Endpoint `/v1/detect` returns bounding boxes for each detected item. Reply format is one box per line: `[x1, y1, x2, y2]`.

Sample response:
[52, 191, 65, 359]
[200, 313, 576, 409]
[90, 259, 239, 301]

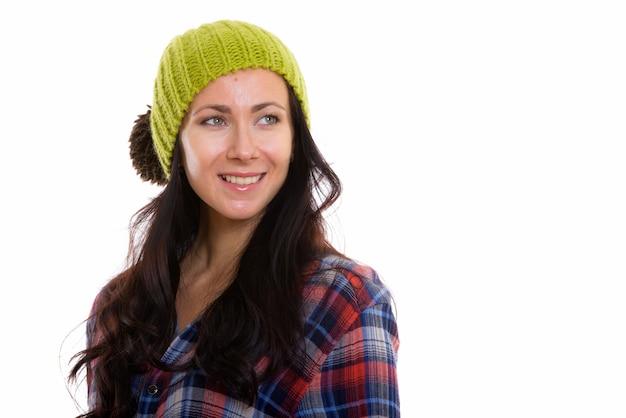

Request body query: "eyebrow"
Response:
[191, 102, 286, 116]
[252, 102, 286, 113]
[191, 104, 229, 116]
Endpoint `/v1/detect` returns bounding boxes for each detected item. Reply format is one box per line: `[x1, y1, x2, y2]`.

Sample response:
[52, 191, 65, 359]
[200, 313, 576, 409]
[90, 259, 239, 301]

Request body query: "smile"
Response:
[220, 174, 263, 186]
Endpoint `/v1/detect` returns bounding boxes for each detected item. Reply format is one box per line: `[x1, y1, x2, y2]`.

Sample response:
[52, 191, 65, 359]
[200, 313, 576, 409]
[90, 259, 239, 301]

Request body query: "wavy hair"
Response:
[68, 86, 343, 417]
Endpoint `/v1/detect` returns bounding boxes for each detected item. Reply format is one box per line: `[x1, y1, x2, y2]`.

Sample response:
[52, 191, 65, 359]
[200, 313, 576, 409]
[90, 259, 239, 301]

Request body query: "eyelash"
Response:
[260, 114, 279, 125]
[202, 116, 225, 126]
[201, 114, 280, 126]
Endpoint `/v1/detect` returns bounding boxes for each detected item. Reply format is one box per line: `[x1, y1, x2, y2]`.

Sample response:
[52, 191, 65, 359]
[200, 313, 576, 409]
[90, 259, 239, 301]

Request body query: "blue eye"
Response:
[259, 114, 278, 125]
[203, 116, 225, 126]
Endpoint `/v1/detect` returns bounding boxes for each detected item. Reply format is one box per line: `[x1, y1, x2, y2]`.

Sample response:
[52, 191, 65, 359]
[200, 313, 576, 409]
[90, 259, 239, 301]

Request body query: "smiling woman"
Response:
[66, 20, 400, 418]
[179, 69, 293, 226]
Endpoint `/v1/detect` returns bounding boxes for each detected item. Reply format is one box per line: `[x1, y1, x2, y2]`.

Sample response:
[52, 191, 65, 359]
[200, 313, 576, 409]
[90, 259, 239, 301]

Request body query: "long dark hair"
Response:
[68, 86, 343, 418]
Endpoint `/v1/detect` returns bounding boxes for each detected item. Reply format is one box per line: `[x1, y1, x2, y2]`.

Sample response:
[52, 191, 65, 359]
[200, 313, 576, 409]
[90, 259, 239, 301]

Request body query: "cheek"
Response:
[180, 147, 197, 175]
[180, 135, 212, 174]
[275, 150, 293, 171]
[275, 138, 294, 163]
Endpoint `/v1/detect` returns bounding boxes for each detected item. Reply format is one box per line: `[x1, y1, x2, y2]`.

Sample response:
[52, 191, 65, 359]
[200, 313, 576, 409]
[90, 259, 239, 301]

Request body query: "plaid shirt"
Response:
[88, 255, 400, 417]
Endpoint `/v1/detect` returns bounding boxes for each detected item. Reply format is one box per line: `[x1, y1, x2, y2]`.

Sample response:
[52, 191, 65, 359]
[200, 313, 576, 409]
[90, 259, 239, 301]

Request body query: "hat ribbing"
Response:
[148, 20, 309, 180]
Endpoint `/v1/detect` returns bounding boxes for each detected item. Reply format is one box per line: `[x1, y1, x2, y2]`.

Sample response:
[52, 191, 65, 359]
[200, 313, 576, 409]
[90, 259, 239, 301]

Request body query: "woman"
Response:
[69, 20, 400, 417]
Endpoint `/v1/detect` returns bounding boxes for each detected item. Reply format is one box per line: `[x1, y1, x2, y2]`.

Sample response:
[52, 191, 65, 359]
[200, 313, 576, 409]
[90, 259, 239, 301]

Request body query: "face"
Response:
[179, 68, 293, 226]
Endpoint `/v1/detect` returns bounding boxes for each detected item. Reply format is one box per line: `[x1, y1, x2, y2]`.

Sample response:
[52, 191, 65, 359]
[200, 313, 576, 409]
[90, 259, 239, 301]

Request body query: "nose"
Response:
[227, 126, 258, 161]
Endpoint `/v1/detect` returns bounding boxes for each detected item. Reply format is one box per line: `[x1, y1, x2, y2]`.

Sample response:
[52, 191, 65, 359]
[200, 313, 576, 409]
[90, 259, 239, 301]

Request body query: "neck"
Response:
[175, 209, 260, 329]
[195, 209, 259, 267]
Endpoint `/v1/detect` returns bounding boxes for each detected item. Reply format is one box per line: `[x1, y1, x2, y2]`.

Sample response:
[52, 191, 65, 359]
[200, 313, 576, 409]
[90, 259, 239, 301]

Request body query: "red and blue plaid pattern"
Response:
[88, 255, 400, 417]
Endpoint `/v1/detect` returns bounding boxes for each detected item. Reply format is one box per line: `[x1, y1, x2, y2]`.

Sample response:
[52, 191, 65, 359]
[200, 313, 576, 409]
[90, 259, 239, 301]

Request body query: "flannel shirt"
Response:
[87, 255, 400, 417]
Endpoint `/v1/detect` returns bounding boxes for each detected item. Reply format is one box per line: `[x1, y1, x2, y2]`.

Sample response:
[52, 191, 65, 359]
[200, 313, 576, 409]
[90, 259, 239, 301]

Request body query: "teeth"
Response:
[221, 174, 262, 185]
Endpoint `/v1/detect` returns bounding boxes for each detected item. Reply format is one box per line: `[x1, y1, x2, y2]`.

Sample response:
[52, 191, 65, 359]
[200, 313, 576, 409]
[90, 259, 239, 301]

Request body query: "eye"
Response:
[202, 116, 226, 126]
[258, 114, 278, 125]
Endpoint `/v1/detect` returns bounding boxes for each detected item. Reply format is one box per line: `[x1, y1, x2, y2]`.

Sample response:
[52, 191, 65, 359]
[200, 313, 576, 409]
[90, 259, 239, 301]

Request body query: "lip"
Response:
[219, 173, 265, 190]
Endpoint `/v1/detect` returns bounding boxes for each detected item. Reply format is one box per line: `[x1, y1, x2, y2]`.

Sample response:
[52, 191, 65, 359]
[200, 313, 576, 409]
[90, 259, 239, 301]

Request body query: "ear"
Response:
[128, 107, 168, 185]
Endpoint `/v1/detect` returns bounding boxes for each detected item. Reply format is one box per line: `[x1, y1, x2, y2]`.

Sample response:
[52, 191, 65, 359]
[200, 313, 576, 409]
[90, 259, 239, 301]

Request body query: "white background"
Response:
[1, 1, 625, 416]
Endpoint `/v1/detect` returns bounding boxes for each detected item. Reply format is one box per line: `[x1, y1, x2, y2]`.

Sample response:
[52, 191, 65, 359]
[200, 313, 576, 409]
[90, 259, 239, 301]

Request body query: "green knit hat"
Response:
[129, 20, 309, 184]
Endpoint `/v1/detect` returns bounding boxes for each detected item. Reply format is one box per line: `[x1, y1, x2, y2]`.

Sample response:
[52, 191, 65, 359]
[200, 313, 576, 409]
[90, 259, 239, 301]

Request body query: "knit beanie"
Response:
[129, 20, 309, 185]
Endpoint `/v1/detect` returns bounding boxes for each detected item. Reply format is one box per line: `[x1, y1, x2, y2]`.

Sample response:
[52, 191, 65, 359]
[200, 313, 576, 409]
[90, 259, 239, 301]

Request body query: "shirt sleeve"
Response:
[297, 301, 401, 417]
[328, 301, 399, 417]
[84, 292, 105, 408]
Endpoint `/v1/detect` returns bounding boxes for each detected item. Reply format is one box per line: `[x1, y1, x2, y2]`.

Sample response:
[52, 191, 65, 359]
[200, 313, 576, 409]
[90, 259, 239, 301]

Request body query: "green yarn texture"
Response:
[150, 20, 309, 178]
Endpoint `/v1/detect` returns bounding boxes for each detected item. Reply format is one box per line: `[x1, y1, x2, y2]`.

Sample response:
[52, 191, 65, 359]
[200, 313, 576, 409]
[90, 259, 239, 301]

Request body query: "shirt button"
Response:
[147, 384, 159, 395]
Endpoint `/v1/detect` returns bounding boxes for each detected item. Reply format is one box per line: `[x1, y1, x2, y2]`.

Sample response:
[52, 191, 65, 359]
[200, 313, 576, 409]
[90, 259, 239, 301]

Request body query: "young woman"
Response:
[69, 20, 400, 417]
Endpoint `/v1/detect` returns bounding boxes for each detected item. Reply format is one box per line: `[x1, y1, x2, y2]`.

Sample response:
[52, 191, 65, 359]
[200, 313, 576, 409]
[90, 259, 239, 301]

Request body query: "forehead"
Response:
[191, 68, 289, 104]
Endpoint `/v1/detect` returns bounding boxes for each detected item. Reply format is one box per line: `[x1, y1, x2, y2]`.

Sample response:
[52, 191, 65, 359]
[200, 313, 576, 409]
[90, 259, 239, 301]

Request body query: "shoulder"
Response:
[295, 254, 400, 383]
[301, 254, 394, 317]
